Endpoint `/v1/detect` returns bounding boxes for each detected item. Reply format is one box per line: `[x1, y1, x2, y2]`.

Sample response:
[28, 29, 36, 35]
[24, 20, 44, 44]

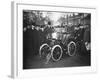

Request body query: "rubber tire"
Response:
[67, 41, 76, 56]
[51, 45, 63, 61]
[39, 43, 50, 57]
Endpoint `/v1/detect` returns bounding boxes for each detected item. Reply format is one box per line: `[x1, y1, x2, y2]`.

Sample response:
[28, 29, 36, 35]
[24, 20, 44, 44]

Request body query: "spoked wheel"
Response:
[39, 43, 50, 58]
[68, 41, 76, 56]
[51, 45, 62, 61]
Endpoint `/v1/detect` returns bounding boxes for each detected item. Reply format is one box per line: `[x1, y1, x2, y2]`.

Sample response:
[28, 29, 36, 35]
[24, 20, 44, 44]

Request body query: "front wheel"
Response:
[51, 45, 62, 61]
[68, 41, 76, 56]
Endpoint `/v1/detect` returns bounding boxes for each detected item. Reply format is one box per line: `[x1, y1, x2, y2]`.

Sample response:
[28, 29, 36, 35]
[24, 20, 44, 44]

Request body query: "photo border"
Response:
[11, 1, 97, 78]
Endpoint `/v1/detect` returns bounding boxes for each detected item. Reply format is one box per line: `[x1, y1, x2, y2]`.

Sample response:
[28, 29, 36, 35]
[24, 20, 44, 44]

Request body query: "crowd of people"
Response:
[23, 23, 91, 57]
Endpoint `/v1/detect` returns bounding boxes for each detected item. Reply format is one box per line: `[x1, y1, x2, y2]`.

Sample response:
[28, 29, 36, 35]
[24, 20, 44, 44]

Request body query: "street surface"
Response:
[23, 51, 90, 69]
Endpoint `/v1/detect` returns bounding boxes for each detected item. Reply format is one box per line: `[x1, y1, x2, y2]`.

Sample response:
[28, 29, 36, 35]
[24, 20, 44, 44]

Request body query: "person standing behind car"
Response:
[83, 25, 91, 54]
[32, 25, 39, 55]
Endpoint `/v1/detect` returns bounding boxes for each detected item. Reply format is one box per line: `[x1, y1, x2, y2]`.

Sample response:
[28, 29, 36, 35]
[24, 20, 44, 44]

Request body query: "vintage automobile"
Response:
[39, 26, 76, 62]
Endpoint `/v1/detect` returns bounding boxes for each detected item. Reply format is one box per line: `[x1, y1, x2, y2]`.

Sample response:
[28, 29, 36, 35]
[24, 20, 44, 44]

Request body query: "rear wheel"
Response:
[68, 41, 76, 56]
[39, 43, 50, 58]
[51, 45, 62, 61]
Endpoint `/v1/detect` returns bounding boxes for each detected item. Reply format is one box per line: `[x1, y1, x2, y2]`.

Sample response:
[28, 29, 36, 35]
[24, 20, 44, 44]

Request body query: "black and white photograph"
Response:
[23, 10, 91, 69]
